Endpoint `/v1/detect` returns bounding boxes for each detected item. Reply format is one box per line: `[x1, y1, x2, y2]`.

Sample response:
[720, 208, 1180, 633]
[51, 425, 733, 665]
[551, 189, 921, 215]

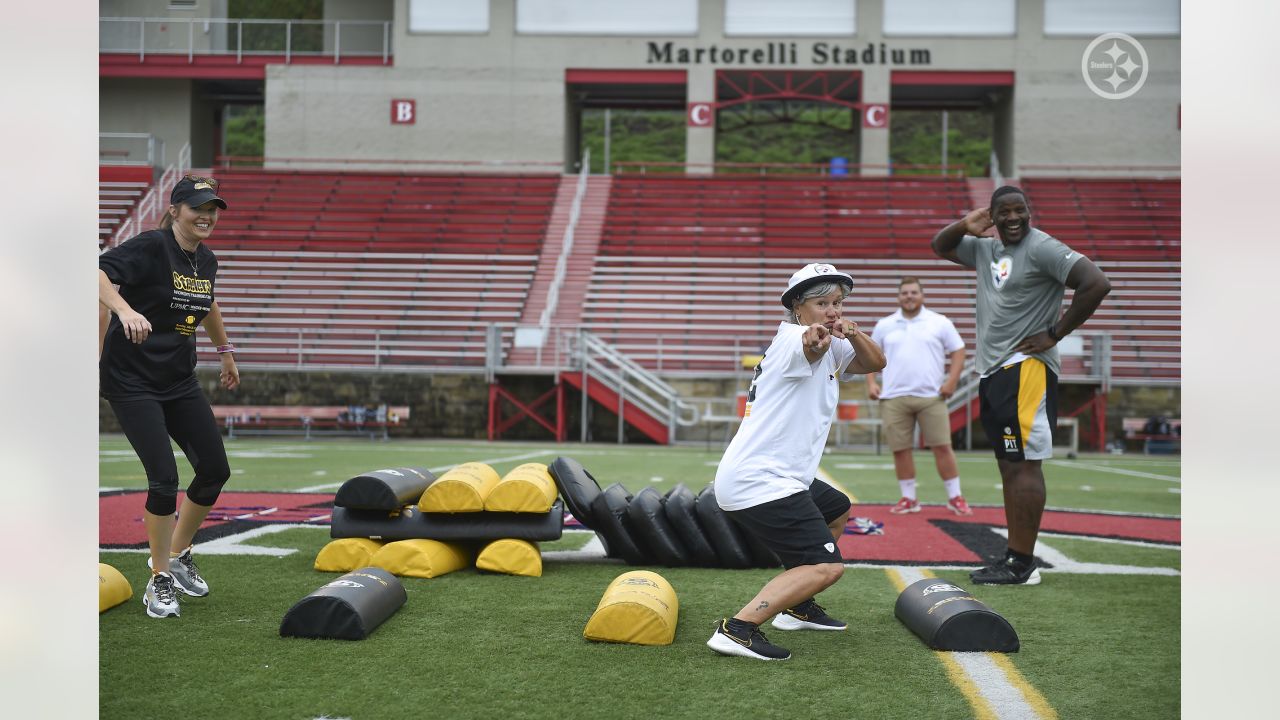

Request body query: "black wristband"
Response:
[1047, 324, 1063, 341]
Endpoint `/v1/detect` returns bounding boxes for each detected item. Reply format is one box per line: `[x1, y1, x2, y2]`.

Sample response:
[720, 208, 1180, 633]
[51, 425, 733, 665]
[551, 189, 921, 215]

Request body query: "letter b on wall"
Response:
[391, 99, 416, 125]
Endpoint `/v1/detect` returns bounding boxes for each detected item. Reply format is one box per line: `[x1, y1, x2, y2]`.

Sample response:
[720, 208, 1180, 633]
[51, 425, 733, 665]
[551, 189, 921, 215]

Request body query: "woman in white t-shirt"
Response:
[707, 263, 885, 661]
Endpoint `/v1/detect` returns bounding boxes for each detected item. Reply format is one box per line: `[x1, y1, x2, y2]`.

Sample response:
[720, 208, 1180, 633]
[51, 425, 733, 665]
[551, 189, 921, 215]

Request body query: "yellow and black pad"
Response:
[583, 570, 679, 646]
[475, 538, 542, 577]
[369, 538, 472, 578]
[315, 538, 385, 572]
[99, 563, 132, 613]
[485, 463, 558, 513]
[418, 462, 500, 513]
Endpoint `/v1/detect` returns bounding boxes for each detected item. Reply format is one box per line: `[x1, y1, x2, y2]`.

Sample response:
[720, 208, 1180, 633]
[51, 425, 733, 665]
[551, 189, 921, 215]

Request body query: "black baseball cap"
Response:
[170, 175, 227, 209]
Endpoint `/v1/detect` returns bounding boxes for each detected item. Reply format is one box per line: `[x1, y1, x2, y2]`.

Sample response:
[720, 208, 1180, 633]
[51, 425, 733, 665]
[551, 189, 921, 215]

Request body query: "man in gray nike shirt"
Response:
[932, 186, 1111, 585]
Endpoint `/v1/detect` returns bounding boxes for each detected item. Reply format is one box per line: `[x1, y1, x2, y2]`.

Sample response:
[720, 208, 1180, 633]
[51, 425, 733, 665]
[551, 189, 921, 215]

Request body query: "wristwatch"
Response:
[1046, 324, 1063, 341]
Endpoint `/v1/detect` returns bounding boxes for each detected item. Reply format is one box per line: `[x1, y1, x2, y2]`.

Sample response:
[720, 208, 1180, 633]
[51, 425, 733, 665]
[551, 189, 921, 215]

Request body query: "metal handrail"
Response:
[110, 143, 191, 247]
[100, 132, 158, 166]
[99, 17, 392, 63]
[578, 330, 701, 430]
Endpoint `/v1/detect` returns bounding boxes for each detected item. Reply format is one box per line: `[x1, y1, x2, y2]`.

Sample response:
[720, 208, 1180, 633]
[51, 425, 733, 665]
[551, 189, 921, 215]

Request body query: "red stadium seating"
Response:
[201, 170, 559, 369]
[1020, 178, 1180, 261]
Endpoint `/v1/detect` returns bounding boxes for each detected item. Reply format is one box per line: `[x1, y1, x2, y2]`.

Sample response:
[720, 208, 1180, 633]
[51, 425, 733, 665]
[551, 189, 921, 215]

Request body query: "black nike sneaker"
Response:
[706, 618, 791, 660]
[771, 598, 847, 631]
[970, 556, 1042, 585]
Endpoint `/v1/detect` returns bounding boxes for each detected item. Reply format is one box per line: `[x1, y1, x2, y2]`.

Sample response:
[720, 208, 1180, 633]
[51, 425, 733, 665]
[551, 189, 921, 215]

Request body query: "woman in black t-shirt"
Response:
[98, 174, 240, 619]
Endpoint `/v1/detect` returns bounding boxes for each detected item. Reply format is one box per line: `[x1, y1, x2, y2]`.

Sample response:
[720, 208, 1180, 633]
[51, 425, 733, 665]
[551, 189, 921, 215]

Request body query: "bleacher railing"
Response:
[100, 17, 392, 64]
[1017, 163, 1180, 179]
[611, 161, 966, 176]
[100, 132, 162, 167]
[214, 155, 563, 173]
[110, 143, 190, 248]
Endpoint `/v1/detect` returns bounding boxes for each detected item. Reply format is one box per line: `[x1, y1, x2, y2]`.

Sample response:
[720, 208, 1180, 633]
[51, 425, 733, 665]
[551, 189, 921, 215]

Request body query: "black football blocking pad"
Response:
[894, 577, 1020, 652]
[279, 567, 407, 641]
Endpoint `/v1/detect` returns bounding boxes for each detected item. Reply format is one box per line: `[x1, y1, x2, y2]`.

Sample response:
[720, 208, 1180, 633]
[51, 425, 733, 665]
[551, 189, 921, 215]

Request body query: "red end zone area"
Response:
[102, 492, 1180, 566]
[836, 504, 1180, 565]
[100, 491, 337, 548]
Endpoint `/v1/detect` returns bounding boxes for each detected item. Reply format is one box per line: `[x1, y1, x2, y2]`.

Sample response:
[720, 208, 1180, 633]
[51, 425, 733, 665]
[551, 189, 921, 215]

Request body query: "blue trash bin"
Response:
[829, 157, 848, 176]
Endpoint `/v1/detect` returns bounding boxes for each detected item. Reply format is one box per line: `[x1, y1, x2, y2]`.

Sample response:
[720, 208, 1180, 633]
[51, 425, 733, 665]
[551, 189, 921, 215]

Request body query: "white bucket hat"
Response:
[780, 262, 855, 308]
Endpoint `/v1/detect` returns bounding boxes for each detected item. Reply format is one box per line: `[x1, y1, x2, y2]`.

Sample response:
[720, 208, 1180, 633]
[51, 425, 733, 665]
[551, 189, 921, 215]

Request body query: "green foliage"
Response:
[581, 109, 686, 174]
[223, 105, 264, 160]
[889, 110, 994, 176]
[228, 0, 322, 20]
[715, 102, 856, 171]
[227, 0, 324, 53]
[578, 103, 992, 176]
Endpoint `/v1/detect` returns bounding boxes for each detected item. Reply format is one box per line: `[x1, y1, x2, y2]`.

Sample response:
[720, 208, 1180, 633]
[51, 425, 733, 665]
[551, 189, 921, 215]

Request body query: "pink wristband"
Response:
[216, 343, 236, 354]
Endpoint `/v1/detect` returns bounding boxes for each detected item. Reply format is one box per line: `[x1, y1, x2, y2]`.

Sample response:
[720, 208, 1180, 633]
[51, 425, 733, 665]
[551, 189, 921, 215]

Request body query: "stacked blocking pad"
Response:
[547, 457, 779, 569]
[322, 464, 563, 578]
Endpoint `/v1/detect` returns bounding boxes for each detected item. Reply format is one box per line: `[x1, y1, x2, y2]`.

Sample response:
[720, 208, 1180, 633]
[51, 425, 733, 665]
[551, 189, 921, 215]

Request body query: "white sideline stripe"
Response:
[542, 533, 607, 562]
[1045, 459, 1180, 483]
[100, 524, 323, 557]
[1036, 531, 1180, 551]
[292, 450, 556, 492]
[985, 528, 1180, 576]
[886, 567, 1056, 720]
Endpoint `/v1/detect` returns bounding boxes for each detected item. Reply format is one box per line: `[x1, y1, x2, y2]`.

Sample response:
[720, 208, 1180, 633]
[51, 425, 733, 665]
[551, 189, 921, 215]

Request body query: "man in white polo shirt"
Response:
[867, 276, 971, 515]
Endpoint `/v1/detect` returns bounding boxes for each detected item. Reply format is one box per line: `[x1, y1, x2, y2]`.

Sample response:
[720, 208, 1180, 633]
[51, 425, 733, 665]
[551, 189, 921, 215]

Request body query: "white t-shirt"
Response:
[715, 322, 859, 511]
[870, 307, 965, 399]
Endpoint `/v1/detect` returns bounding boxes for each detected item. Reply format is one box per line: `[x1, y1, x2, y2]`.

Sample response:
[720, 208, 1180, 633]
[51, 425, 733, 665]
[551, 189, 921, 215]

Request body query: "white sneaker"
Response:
[149, 547, 209, 597]
[143, 572, 180, 618]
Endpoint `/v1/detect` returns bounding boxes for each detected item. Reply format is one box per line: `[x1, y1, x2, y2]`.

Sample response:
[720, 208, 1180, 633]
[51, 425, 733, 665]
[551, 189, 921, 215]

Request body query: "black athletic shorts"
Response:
[725, 479, 851, 569]
[978, 357, 1058, 462]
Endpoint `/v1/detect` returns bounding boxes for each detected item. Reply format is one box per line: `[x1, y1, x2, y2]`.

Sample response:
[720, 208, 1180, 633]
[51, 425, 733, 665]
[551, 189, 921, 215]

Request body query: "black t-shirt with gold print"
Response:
[99, 228, 218, 400]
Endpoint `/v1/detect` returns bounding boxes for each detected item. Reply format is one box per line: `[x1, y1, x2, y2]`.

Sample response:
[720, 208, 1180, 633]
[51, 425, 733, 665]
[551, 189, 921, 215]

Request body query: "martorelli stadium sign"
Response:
[646, 41, 932, 66]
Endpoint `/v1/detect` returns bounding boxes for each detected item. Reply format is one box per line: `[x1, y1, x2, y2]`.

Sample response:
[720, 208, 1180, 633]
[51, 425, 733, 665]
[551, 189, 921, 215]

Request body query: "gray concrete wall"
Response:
[258, 0, 1177, 174]
[100, 77, 194, 168]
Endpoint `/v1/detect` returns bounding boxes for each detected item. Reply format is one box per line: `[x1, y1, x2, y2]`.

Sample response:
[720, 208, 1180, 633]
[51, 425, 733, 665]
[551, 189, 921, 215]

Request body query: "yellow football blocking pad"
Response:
[314, 538, 385, 573]
[583, 571, 679, 646]
[418, 462, 501, 512]
[370, 539, 472, 579]
[475, 538, 543, 577]
[98, 562, 132, 613]
[484, 463, 558, 513]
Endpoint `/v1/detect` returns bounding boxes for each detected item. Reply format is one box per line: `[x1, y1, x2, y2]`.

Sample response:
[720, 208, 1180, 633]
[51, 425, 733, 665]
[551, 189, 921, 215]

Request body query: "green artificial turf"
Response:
[100, 438, 1181, 719]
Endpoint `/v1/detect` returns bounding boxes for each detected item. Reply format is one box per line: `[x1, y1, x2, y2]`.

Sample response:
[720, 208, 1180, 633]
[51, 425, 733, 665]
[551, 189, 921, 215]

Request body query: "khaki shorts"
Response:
[880, 395, 951, 451]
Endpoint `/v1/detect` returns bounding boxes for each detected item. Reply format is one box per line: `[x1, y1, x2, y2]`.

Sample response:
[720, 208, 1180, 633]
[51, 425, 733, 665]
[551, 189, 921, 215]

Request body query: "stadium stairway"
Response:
[506, 175, 611, 367]
[99, 166, 153, 248]
[966, 176, 995, 215]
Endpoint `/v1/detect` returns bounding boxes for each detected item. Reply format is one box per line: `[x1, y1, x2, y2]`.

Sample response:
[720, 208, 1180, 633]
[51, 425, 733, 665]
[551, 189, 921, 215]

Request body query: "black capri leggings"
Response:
[109, 384, 231, 516]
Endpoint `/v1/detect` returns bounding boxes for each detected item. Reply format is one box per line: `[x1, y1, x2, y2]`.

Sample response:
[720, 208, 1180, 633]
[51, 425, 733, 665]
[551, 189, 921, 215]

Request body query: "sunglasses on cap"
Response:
[183, 174, 220, 190]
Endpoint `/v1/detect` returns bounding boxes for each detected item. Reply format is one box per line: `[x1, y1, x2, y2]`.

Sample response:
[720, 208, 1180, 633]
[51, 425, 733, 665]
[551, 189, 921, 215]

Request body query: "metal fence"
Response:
[100, 17, 392, 63]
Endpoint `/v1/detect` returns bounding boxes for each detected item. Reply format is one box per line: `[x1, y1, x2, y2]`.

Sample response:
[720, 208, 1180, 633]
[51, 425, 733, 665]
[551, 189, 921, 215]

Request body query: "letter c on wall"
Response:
[863, 104, 888, 128]
[687, 103, 714, 127]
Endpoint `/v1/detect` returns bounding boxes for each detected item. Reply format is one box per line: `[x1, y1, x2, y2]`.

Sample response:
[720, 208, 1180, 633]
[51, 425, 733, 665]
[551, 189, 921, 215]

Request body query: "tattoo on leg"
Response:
[756, 601, 770, 611]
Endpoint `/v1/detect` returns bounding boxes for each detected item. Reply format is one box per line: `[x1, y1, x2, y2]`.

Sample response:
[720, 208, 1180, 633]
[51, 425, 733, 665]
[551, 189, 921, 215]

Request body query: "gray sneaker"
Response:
[148, 547, 209, 597]
[143, 572, 180, 618]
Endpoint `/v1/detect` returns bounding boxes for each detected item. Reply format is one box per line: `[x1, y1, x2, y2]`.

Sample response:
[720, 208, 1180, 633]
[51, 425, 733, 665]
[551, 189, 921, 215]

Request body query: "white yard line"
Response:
[293, 450, 557, 492]
[1045, 459, 1180, 483]
[887, 567, 1057, 720]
